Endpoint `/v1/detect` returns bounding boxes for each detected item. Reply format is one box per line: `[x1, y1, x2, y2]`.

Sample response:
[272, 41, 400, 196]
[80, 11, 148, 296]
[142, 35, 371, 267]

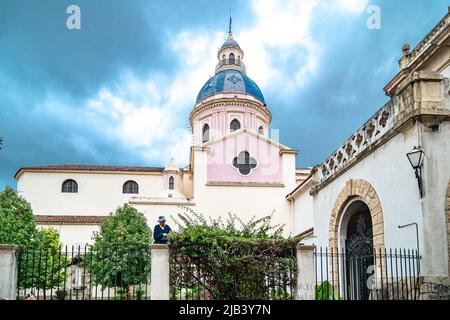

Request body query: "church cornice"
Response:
[189, 97, 272, 127]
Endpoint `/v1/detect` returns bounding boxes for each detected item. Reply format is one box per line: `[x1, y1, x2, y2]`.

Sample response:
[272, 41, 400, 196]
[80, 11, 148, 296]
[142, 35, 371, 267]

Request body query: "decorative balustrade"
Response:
[408, 16, 448, 64]
[215, 59, 246, 72]
[317, 99, 396, 184]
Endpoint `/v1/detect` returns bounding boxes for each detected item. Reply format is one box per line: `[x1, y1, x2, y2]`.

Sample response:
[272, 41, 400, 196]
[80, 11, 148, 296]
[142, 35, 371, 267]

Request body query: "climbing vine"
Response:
[169, 207, 302, 300]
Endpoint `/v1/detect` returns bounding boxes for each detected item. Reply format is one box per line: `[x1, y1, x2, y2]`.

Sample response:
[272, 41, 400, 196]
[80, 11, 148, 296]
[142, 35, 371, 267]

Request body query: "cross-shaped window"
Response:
[232, 151, 257, 175]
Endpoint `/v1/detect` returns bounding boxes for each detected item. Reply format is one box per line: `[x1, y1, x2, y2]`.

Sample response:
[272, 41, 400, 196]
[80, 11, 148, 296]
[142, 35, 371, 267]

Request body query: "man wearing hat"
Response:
[153, 215, 172, 244]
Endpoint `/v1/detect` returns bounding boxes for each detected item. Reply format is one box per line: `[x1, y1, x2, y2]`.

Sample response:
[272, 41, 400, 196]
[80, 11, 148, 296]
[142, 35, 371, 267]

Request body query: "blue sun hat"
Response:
[157, 215, 166, 222]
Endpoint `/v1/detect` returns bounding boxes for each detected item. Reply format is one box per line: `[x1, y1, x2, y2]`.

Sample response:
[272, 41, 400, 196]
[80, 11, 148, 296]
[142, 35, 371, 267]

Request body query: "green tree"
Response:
[89, 204, 152, 299]
[19, 228, 69, 294]
[0, 186, 67, 294]
[0, 186, 38, 247]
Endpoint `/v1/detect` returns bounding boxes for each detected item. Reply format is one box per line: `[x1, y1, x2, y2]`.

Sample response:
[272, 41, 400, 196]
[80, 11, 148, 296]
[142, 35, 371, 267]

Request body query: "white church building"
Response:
[15, 24, 302, 244]
[15, 11, 450, 287]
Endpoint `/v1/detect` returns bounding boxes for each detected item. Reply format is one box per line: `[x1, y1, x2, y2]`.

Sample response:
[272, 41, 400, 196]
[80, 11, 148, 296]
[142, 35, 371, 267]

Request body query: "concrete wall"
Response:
[192, 142, 296, 237]
[310, 120, 450, 276]
[312, 123, 423, 251]
[38, 224, 100, 247]
[0, 245, 19, 300]
[420, 120, 450, 276]
[292, 181, 314, 237]
[17, 171, 166, 215]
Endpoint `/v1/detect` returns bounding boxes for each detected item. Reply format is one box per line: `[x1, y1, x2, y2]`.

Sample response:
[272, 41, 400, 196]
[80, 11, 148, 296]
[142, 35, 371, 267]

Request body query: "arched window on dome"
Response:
[169, 176, 175, 190]
[229, 53, 235, 65]
[230, 119, 241, 132]
[123, 180, 139, 194]
[222, 54, 226, 62]
[62, 179, 78, 193]
[202, 123, 210, 143]
[258, 126, 264, 135]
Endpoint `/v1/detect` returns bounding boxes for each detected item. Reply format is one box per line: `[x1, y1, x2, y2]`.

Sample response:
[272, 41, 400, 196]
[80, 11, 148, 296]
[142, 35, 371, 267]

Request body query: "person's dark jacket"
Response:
[153, 224, 172, 244]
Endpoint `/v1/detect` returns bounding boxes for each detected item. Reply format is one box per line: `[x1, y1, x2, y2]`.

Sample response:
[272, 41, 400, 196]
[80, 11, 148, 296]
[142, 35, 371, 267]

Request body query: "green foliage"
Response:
[55, 289, 67, 300]
[18, 228, 69, 291]
[88, 204, 152, 292]
[169, 207, 300, 300]
[0, 187, 67, 291]
[0, 186, 38, 247]
[315, 281, 343, 300]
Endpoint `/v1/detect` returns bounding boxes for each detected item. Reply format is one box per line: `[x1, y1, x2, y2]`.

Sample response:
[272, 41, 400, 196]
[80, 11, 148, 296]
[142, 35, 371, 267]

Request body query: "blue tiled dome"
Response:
[221, 38, 241, 49]
[196, 70, 265, 104]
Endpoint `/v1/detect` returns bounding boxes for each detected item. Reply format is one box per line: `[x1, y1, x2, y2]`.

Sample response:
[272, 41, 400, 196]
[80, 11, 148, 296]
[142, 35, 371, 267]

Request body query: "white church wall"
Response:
[192, 148, 296, 237]
[38, 224, 99, 247]
[292, 181, 314, 238]
[17, 172, 165, 216]
[419, 120, 450, 276]
[312, 124, 424, 252]
[132, 203, 192, 232]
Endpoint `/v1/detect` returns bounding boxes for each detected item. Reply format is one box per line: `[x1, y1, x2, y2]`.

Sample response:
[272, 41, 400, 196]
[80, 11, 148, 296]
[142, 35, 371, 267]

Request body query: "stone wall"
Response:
[418, 276, 450, 300]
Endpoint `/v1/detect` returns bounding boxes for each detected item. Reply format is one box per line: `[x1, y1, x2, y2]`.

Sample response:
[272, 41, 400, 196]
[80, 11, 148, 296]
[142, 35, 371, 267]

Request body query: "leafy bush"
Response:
[55, 289, 67, 300]
[18, 228, 70, 290]
[88, 204, 152, 294]
[0, 187, 68, 291]
[315, 281, 343, 300]
[169, 207, 300, 300]
[0, 186, 38, 247]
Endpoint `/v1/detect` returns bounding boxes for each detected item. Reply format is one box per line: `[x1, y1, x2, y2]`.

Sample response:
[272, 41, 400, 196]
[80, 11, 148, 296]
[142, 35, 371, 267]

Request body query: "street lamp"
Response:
[406, 146, 425, 198]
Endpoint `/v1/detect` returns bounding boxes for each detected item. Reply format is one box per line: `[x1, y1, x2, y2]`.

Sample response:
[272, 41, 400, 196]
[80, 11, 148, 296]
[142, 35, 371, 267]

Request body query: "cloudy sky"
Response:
[0, 0, 448, 188]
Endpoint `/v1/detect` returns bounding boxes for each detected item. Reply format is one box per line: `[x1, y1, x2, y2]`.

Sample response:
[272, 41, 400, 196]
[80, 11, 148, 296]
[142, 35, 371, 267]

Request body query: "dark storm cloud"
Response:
[270, 0, 450, 167]
[0, 0, 448, 188]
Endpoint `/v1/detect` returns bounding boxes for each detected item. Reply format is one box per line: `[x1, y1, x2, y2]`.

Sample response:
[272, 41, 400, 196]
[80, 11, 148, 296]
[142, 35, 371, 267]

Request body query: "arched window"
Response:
[230, 119, 241, 132]
[169, 176, 175, 190]
[258, 126, 264, 135]
[222, 54, 226, 62]
[229, 53, 235, 64]
[123, 180, 139, 194]
[202, 123, 210, 143]
[62, 179, 78, 193]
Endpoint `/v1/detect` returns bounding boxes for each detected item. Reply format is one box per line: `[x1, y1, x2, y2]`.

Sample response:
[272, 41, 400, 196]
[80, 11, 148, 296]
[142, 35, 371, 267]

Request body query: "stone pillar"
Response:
[296, 245, 316, 300]
[0, 245, 20, 300]
[150, 244, 170, 300]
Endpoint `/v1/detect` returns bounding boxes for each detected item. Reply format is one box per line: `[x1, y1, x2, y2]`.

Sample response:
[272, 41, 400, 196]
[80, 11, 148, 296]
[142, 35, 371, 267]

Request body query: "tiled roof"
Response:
[295, 228, 314, 238]
[35, 215, 108, 225]
[15, 165, 165, 179]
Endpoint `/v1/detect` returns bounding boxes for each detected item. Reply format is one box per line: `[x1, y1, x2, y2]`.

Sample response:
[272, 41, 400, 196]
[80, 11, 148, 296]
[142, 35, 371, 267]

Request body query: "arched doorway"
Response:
[328, 179, 385, 300]
[339, 200, 374, 300]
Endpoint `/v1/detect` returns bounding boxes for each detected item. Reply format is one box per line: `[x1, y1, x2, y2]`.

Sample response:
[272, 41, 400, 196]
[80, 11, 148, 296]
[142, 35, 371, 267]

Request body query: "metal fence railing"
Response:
[16, 245, 151, 300]
[169, 246, 297, 300]
[314, 247, 421, 300]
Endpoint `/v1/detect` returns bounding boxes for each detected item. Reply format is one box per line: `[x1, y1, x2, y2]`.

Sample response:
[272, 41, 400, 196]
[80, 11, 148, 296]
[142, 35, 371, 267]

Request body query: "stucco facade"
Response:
[291, 10, 450, 282]
[12, 11, 450, 289]
[15, 26, 301, 245]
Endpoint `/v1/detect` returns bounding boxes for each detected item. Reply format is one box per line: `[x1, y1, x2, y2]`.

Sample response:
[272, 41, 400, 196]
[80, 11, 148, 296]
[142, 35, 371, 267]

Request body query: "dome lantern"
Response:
[216, 16, 245, 74]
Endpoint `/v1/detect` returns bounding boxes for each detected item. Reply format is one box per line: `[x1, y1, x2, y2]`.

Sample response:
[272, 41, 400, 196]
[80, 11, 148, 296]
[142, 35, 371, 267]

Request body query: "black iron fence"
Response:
[314, 247, 421, 300]
[169, 245, 297, 300]
[16, 245, 151, 300]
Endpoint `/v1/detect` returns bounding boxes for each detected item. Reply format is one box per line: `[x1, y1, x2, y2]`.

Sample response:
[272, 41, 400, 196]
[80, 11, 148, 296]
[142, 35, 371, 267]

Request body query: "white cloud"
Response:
[238, 0, 320, 91]
[45, 0, 371, 167]
[331, 0, 370, 14]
